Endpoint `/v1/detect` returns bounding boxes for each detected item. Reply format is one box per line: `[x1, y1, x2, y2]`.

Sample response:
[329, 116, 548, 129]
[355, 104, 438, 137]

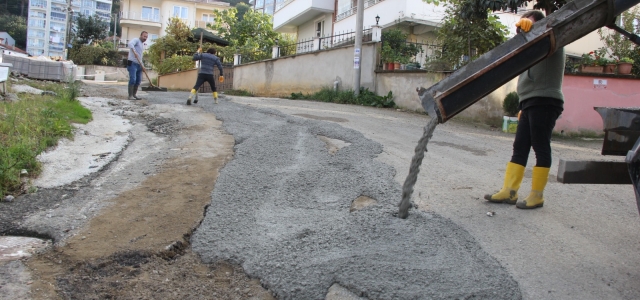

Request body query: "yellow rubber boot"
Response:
[516, 166, 550, 209]
[484, 162, 525, 204]
[213, 92, 218, 104]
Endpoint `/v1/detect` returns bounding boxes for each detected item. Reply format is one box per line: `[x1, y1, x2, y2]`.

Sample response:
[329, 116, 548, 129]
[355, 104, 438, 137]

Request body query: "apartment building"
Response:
[26, 0, 114, 57]
[272, 0, 604, 58]
[118, 0, 230, 50]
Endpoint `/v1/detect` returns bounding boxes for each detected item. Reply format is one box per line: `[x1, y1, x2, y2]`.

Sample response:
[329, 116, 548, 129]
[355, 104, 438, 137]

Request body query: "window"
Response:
[29, 11, 46, 18]
[316, 20, 324, 37]
[82, 0, 94, 9]
[28, 19, 46, 28]
[202, 13, 214, 23]
[95, 2, 110, 11]
[142, 6, 160, 22]
[28, 29, 46, 38]
[51, 12, 66, 22]
[337, 0, 352, 15]
[173, 6, 188, 19]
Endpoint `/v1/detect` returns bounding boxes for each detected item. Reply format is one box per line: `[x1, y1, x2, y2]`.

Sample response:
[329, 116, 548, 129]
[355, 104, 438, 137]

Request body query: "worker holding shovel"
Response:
[484, 10, 565, 209]
[188, 47, 224, 105]
[127, 31, 148, 100]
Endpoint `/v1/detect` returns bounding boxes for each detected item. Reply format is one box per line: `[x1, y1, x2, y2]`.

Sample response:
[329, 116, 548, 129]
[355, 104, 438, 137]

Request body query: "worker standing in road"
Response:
[127, 31, 148, 100]
[188, 47, 224, 105]
[485, 10, 565, 209]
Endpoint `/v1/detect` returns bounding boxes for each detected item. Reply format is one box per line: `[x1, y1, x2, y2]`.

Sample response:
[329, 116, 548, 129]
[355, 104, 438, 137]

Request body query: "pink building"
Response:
[557, 74, 640, 134]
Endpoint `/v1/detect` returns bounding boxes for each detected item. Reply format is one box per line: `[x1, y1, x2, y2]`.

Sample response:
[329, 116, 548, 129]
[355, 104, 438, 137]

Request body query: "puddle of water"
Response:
[0, 236, 52, 262]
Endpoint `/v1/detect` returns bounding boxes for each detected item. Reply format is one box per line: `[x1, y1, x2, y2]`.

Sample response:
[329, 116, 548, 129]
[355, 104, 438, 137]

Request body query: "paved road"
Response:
[9, 86, 638, 299]
[184, 95, 640, 300]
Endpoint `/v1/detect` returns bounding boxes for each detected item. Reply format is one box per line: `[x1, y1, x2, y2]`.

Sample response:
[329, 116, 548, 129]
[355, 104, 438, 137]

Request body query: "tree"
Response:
[109, 0, 122, 38]
[74, 14, 110, 44]
[597, 7, 640, 61]
[236, 2, 251, 21]
[208, 7, 280, 62]
[0, 0, 28, 17]
[435, 0, 509, 69]
[0, 14, 27, 49]
[147, 17, 221, 74]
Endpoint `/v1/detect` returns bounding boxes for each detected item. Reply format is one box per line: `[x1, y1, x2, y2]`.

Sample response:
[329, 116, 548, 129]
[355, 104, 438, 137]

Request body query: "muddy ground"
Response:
[1, 82, 275, 300]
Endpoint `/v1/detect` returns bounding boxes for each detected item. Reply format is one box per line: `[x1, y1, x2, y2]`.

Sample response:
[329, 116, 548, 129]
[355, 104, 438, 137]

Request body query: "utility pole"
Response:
[65, 0, 73, 60]
[353, 0, 364, 95]
[113, 13, 118, 50]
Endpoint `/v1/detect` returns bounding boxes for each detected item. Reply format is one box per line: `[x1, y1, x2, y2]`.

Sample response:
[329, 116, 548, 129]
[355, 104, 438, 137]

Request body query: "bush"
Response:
[68, 44, 120, 66]
[503, 92, 519, 117]
[156, 56, 196, 75]
[289, 88, 395, 108]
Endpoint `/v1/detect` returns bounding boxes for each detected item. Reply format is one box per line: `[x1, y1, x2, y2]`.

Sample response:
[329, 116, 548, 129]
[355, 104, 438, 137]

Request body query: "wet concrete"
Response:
[191, 102, 521, 299]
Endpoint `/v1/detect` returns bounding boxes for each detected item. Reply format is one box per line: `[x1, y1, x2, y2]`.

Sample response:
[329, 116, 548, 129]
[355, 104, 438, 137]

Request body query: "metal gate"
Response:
[198, 63, 233, 93]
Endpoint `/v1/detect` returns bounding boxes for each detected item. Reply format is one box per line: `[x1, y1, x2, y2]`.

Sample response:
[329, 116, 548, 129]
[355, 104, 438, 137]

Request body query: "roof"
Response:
[190, 28, 230, 46]
[0, 44, 28, 55]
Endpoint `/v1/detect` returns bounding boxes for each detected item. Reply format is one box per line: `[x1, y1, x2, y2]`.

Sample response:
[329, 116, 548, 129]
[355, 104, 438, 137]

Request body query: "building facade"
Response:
[118, 0, 230, 51]
[272, 0, 604, 59]
[26, 0, 114, 57]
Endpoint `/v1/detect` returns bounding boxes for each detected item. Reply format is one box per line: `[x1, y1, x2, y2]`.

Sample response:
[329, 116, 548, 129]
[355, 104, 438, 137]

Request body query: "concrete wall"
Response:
[375, 71, 446, 112]
[78, 65, 158, 83]
[158, 68, 198, 90]
[233, 42, 378, 97]
[375, 71, 517, 122]
[558, 74, 640, 134]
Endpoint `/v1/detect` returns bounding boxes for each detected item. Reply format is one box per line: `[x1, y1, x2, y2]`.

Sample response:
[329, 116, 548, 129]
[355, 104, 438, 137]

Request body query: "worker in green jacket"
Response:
[485, 10, 564, 209]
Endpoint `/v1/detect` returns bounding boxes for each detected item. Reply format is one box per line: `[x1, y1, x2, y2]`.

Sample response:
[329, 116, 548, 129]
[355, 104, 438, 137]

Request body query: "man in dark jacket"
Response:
[188, 48, 224, 105]
[485, 10, 564, 209]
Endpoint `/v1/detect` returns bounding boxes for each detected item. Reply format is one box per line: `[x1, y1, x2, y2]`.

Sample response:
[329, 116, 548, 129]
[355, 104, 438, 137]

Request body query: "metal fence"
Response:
[274, 29, 373, 59]
[197, 63, 234, 92]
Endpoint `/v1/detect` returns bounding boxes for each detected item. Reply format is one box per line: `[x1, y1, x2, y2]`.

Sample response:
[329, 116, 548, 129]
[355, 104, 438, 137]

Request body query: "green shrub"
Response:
[502, 92, 519, 117]
[224, 89, 254, 96]
[289, 88, 395, 108]
[68, 44, 120, 66]
[156, 56, 195, 75]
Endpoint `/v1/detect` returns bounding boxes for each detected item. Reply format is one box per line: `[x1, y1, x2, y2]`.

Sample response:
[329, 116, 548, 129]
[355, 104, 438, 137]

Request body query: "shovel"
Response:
[131, 49, 167, 92]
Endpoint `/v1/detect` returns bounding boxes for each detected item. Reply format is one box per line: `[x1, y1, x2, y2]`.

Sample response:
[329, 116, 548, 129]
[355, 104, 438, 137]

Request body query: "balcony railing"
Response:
[182, 0, 227, 4]
[239, 29, 372, 65]
[335, 0, 385, 22]
[120, 11, 162, 23]
[275, 0, 294, 11]
[194, 20, 214, 29]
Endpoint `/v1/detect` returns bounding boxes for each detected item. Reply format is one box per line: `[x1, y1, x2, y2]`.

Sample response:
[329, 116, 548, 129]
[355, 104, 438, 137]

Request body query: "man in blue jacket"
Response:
[188, 48, 224, 105]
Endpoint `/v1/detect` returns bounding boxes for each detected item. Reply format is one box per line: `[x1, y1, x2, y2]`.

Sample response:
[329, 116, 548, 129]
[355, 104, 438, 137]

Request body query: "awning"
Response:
[190, 28, 230, 46]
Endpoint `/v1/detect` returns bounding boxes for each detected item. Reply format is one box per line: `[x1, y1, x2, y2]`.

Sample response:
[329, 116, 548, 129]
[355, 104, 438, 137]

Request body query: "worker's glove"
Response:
[197, 47, 202, 53]
[219, 76, 224, 83]
[515, 18, 533, 33]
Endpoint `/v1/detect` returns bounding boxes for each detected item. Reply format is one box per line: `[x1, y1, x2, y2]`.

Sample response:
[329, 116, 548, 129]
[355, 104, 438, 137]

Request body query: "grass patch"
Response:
[224, 89, 254, 96]
[0, 80, 91, 198]
[289, 87, 395, 108]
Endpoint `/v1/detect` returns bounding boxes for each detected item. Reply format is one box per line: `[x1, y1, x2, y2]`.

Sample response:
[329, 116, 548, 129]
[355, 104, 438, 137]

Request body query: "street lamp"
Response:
[375, 15, 380, 25]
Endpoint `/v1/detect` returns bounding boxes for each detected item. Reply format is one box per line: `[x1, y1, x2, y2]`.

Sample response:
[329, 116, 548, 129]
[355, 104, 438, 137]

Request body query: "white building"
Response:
[118, 0, 230, 50]
[272, 0, 603, 59]
[27, 0, 114, 57]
